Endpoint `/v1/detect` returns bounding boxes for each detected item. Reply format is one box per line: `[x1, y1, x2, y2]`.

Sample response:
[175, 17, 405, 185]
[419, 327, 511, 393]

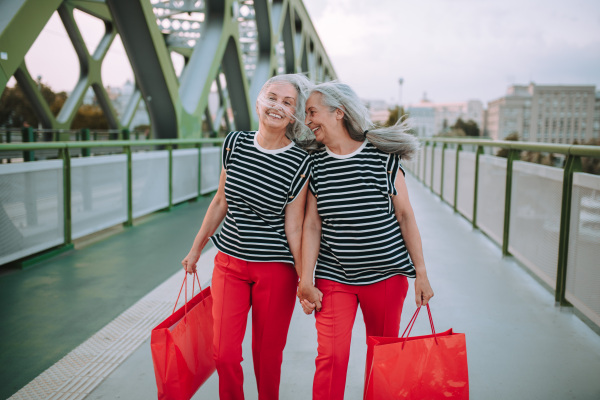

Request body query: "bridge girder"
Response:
[0, 0, 336, 138]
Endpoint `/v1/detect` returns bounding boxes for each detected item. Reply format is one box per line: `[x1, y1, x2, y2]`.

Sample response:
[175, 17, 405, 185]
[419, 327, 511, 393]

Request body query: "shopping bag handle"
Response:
[400, 304, 438, 349]
[172, 272, 203, 315]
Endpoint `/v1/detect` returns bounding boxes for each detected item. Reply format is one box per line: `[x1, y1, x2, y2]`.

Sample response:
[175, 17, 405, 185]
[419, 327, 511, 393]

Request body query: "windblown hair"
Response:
[257, 73, 313, 142]
[306, 81, 419, 159]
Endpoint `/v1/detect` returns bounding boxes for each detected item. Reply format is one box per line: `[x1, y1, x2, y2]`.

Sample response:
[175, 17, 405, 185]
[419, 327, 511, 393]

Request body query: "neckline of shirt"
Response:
[253, 131, 294, 154]
[325, 140, 368, 159]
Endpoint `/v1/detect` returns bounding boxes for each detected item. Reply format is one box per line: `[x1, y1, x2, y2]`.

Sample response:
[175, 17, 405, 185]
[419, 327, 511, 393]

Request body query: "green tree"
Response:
[496, 131, 520, 158]
[385, 106, 407, 127]
[452, 118, 480, 137]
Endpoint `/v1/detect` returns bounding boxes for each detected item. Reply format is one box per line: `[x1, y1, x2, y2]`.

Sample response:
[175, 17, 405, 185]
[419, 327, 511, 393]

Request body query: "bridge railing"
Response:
[402, 138, 600, 330]
[0, 138, 224, 267]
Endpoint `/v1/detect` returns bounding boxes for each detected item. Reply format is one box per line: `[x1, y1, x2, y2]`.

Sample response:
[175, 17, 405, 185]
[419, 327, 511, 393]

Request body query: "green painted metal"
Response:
[472, 145, 484, 229]
[125, 145, 133, 227]
[61, 146, 72, 245]
[555, 154, 583, 305]
[196, 143, 203, 200]
[430, 141, 436, 193]
[81, 129, 90, 156]
[21, 126, 35, 161]
[1, 0, 335, 138]
[502, 148, 520, 256]
[439, 142, 447, 200]
[167, 144, 173, 210]
[453, 144, 462, 211]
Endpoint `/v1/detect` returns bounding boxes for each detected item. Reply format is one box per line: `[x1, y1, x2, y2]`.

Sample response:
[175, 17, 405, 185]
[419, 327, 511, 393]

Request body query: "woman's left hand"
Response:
[415, 274, 434, 307]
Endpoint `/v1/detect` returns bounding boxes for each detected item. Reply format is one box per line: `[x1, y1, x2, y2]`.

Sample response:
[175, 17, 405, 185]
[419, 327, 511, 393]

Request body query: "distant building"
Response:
[485, 83, 597, 143]
[364, 100, 391, 125]
[407, 93, 483, 137]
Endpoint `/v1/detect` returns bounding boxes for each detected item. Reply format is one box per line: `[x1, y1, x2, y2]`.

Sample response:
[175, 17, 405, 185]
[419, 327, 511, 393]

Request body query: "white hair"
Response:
[257, 73, 313, 141]
[307, 81, 419, 159]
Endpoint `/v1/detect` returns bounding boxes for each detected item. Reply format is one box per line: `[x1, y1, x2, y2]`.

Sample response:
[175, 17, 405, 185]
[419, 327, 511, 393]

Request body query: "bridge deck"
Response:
[3, 174, 600, 400]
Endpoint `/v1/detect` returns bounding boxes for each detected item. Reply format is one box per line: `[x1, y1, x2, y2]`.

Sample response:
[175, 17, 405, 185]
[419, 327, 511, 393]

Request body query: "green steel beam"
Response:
[472, 145, 484, 229]
[453, 144, 462, 212]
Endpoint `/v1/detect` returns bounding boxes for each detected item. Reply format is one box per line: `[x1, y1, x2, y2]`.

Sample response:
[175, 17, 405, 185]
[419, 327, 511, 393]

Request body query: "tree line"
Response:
[0, 82, 110, 130]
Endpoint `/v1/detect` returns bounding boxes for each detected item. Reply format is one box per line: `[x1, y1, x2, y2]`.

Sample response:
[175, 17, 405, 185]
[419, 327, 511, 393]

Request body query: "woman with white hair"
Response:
[298, 81, 434, 400]
[182, 73, 312, 400]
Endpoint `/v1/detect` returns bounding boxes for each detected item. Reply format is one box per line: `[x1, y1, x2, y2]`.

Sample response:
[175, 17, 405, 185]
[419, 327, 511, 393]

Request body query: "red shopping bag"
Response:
[151, 272, 216, 400]
[364, 304, 468, 399]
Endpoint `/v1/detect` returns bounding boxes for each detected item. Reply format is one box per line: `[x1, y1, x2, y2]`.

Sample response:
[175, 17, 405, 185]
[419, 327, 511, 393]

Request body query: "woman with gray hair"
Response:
[182, 73, 312, 400]
[297, 81, 434, 400]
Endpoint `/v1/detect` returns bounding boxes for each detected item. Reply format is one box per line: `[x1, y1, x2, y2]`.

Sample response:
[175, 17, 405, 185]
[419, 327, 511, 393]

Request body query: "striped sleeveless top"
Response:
[210, 131, 311, 265]
[309, 141, 416, 285]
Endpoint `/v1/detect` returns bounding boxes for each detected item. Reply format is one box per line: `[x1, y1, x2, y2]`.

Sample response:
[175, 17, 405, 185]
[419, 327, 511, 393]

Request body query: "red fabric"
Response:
[312, 276, 408, 400]
[364, 305, 469, 399]
[151, 276, 215, 400]
[211, 251, 298, 400]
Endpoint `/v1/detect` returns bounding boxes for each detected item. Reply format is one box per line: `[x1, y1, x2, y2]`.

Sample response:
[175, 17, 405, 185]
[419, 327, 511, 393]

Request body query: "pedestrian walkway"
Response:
[5, 174, 600, 399]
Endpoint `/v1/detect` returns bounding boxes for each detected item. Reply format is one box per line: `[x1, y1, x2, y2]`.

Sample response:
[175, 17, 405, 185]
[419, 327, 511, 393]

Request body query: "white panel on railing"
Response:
[476, 155, 507, 245]
[71, 155, 128, 240]
[424, 146, 433, 186]
[418, 146, 426, 181]
[172, 149, 199, 204]
[201, 146, 221, 194]
[432, 147, 443, 195]
[442, 148, 456, 204]
[132, 151, 169, 218]
[566, 172, 600, 327]
[508, 161, 563, 288]
[0, 160, 64, 265]
[456, 152, 475, 220]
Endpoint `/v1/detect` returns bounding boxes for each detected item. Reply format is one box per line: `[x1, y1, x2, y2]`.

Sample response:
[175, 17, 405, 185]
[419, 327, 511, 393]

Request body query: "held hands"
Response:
[297, 282, 323, 315]
[181, 251, 200, 274]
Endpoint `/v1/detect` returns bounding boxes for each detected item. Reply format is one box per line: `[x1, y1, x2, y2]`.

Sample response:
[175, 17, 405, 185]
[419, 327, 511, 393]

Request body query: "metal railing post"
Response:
[168, 144, 173, 210]
[472, 145, 484, 229]
[439, 142, 447, 200]
[453, 144, 462, 212]
[61, 146, 72, 245]
[81, 129, 91, 157]
[196, 143, 203, 198]
[430, 142, 436, 192]
[21, 126, 35, 161]
[555, 153, 582, 305]
[502, 148, 520, 256]
[125, 145, 133, 226]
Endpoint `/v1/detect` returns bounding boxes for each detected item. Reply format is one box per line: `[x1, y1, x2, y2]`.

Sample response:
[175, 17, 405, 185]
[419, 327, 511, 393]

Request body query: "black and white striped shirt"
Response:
[210, 131, 310, 265]
[309, 141, 416, 285]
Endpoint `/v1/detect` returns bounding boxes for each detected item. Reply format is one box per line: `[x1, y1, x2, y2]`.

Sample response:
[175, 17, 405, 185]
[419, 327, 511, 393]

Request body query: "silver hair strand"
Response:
[257, 73, 313, 141]
[307, 81, 419, 159]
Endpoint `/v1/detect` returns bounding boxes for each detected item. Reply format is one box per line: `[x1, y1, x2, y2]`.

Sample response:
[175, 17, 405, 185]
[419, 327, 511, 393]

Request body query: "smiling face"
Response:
[256, 82, 298, 133]
[305, 92, 344, 144]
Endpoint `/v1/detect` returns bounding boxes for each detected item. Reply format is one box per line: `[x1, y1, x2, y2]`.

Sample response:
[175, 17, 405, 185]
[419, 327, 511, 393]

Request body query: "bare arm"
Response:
[182, 167, 228, 273]
[392, 172, 434, 306]
[298, 192, 323, 312]
[284, 182, 309, 277]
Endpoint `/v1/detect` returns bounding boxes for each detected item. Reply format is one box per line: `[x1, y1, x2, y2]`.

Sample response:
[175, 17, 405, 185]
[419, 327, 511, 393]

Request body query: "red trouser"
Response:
[211, 251, 298, 400]
[313, 275, 409, 400]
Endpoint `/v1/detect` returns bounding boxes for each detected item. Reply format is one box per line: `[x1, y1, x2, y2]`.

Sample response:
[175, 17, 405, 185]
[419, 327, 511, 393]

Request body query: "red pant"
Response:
[211, 251, 298, 400]
[313, 275, 409, 400]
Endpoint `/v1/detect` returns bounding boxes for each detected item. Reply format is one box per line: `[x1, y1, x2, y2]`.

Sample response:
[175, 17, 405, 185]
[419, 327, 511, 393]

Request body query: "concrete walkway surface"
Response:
[6, 174, 600, 400]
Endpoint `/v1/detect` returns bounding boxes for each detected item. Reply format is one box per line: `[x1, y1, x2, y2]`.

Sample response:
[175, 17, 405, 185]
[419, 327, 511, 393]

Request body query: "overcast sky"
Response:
[19, 0, 600, 108]
[302, 0, 600, 105]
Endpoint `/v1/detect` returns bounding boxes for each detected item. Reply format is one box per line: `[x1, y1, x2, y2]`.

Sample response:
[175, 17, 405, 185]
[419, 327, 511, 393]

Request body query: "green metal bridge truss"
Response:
[0, 0, 335, 138]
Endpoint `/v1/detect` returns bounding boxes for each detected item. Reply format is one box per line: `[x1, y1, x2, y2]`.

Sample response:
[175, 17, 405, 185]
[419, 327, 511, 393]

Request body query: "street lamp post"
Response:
[398, 77, 404, 110]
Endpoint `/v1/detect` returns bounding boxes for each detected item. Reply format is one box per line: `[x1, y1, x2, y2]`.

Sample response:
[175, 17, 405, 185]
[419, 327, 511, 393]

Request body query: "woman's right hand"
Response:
[297, 282, 323, 312]
[181, 251, 200, 274]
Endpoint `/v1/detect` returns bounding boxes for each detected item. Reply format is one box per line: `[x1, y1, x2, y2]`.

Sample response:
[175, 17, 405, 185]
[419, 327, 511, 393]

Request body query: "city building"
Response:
[407, 93, 484, 138]
[485, 83, 597, 143]
[364, 99, 391, 125]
